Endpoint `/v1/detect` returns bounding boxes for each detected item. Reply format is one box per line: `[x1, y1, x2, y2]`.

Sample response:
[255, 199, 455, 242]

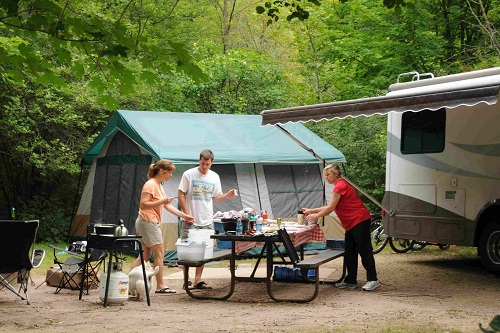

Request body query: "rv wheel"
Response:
[479, 221, 500, 273]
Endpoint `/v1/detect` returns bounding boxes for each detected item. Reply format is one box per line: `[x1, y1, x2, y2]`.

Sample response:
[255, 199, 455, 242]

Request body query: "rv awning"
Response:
[262, 67, 500, 125]
[261, 85, 500, 125]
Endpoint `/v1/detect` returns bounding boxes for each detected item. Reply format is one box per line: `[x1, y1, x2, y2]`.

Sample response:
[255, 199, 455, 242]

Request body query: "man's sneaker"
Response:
[362, 280, 380, 291]
[334, 281, 357, 289]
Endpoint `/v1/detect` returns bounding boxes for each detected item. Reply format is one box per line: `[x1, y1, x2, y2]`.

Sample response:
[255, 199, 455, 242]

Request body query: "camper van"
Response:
[261, 66, 500, 273]
[382, 68, 500, 273]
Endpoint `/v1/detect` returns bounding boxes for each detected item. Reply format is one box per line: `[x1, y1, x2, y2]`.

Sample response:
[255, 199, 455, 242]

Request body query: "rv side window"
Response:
[401, 109, 445, 154]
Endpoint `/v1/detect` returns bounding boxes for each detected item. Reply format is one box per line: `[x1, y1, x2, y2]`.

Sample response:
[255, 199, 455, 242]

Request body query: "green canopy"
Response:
[82, 110, 345, 165]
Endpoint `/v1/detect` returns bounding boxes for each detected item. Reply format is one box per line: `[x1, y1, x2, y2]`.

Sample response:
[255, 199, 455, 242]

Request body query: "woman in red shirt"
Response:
[303, 163, 380, 291]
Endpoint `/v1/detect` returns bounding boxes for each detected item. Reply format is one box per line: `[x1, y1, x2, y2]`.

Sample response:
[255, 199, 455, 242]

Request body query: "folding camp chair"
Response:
[0, 220, 40, 305]
[50, 244, 106, 294]
[31, 249, 45, 268]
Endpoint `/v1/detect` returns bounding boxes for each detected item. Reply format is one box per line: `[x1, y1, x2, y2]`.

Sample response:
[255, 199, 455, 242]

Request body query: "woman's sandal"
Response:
[193, 281, 212, 289]
[155, 287, 176, 294]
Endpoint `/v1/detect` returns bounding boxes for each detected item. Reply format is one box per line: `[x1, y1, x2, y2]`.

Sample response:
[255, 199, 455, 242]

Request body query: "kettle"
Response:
[114, 219, 129, 236]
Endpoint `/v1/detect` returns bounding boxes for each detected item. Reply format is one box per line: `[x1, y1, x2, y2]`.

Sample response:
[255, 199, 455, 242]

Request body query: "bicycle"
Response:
[410, 240, 450, 251]
[388, 237, 413, 253]
[370, 213, 388, 254]
[370, 213, 413, 254]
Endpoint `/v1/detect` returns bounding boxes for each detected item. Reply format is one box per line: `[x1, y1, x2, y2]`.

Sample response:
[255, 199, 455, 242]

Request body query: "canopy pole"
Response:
[274, 124, 390, 214]
[341, 175, 389, 214]
[275, 124, 327, 164]
[253, 163, 262, 212]
[67, 162, 85, 243]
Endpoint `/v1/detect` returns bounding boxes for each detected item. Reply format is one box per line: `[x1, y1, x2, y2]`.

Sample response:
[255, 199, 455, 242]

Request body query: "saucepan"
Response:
[95, 223, 118, 235]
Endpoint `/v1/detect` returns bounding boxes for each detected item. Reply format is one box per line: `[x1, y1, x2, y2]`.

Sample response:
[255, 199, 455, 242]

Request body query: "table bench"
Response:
[177, 249, 233, 300]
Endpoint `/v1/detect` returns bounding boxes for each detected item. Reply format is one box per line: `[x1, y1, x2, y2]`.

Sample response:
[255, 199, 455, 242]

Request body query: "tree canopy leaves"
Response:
[0, 0, 498, 240]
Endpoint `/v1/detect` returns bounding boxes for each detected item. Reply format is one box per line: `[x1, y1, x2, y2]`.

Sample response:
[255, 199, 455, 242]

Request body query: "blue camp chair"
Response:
[49, 244, 106, 294]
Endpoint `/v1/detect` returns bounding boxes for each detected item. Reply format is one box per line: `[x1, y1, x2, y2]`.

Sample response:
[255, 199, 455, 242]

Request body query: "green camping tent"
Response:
[71, 110, 346, 251]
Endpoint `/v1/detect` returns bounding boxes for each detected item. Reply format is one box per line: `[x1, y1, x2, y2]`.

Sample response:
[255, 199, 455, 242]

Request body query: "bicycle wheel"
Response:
[370, 217, 389, 254]
[410, 240, 427, 251]
[389, 237, 413, 253]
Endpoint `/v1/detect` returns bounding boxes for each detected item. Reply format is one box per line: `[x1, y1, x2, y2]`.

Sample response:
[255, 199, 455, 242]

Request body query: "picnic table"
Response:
[177, 223, 345, 303]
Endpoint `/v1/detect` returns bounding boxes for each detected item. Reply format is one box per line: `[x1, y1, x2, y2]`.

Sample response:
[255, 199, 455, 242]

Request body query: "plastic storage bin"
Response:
[188, 229, 214, 259]
[175, 239, 206, 261]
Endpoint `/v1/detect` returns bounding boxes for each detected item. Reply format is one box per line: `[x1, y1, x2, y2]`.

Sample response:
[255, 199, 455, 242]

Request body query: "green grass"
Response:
[31, 242, 480, 279]
[31, 242, 137, 277]
[31, 242, 269, 278]
[373, 241, 478, 257]
[406, 243, 477, 257]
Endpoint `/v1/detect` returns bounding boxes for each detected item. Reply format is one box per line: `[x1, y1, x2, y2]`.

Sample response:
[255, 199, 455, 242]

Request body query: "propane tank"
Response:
[99, 262, 129, 304]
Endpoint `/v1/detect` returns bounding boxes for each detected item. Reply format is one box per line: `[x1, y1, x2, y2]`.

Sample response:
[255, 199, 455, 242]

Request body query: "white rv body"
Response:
[261, 66, 500, 272]
[382, 68, 500, 271]
[385, 102, 500, 242]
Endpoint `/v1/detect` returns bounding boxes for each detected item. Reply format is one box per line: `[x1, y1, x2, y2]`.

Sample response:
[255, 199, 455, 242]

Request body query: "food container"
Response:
[95, 224, 118, 235]
[220, 218, 236, 232]
[242, 220, 250, 231]
[175, 239, 206, 261]
[297, 210, 304, 225]
[220, 218, 251, 232]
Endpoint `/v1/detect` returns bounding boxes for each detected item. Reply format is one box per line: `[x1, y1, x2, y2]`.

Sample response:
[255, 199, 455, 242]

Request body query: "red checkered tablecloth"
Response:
[235, 223, 325, 254]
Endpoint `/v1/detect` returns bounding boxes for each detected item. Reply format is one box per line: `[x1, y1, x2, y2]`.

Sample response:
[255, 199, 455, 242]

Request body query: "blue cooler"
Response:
[326, 238, 345, 250]
[213, 219, 231, 249]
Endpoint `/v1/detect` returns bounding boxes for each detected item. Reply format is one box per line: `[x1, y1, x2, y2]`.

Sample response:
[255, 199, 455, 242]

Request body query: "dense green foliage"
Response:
[0, 0, 498, 241]
[308, 116, 387, 212]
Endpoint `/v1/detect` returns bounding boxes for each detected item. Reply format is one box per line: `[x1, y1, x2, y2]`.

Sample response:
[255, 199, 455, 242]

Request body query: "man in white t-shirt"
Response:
[178, 149, 237, 289]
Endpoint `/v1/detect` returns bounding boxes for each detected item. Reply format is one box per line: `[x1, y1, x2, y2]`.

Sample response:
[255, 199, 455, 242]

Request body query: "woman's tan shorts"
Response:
[135, 216, 163, 247]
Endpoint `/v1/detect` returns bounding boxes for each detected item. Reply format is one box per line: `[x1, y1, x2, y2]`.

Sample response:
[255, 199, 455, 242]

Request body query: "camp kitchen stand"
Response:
[79, 234, 150, 307]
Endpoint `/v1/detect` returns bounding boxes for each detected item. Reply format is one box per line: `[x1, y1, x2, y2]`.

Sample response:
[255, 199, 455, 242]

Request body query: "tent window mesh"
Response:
[90, 132, 150, 233]
[211, 164, 242, 212]
[264, 164, 323, 219]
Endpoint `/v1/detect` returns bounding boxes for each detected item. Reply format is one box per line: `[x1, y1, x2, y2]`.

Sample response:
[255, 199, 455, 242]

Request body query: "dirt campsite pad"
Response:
[0, 248, 498, 333]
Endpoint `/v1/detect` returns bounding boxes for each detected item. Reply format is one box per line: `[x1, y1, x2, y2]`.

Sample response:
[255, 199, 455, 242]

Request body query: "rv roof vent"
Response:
[396, 71, 434, 83]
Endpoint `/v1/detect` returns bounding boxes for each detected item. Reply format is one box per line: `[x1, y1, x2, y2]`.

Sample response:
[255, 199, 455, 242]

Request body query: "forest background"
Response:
[0, 0, 499, 242]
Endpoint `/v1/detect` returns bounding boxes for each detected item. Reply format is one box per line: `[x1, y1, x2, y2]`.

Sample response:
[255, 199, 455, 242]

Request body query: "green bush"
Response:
[20, 196, 72, 243]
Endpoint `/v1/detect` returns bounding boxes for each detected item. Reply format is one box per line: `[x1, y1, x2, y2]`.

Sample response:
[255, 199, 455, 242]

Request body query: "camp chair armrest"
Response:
[49, 244, 82, 257]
